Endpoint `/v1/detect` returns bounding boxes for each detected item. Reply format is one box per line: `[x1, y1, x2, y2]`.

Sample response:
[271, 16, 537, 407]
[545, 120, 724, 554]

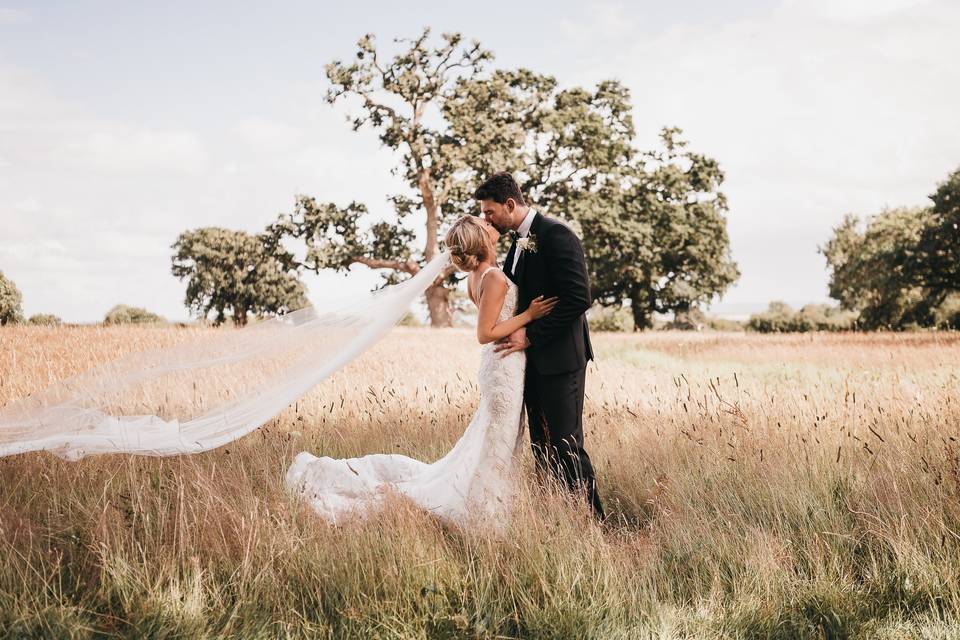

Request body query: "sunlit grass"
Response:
[2, 326, 960, 638]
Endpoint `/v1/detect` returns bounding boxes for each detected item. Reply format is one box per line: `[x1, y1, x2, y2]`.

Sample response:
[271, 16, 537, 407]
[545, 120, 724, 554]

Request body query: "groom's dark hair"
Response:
[474, 172, 526, 206]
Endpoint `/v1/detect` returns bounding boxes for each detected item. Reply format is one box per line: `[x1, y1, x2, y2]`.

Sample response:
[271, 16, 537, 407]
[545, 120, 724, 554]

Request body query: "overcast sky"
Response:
[2, 0, 958, 322]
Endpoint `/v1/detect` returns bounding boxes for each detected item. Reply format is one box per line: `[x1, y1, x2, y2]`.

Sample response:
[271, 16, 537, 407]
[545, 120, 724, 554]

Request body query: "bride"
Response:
[284, 215, 558, 529]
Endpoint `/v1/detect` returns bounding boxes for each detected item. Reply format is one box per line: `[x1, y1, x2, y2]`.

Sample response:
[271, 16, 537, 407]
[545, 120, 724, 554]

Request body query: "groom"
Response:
[475, 172, 605, 520]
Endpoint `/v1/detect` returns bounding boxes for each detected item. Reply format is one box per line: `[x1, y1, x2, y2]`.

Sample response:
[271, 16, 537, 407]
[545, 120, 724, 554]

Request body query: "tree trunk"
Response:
[630, 288, 655, 331]
[233, 305, 248, 327]
[416, 167, 453, 328]
[419, 169, 439, 262]
[425, 283, 453, 328]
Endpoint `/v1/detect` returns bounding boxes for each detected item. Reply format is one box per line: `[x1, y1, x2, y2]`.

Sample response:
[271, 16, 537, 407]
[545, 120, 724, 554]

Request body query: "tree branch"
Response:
[350, 256, 420, 274]
[431, 263, 458, 287]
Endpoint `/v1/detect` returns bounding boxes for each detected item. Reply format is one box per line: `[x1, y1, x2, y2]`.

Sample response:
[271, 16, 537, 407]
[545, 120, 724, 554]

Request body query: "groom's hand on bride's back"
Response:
[494, 327, 530, 357]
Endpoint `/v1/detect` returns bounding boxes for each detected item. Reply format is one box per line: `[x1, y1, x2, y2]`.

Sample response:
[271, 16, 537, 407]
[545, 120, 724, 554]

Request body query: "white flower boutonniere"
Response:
[517, 233, 538, 254]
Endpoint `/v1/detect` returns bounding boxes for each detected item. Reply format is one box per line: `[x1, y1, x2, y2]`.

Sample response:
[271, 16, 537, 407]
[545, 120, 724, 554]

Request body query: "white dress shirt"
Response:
[511, 209, 537, 273]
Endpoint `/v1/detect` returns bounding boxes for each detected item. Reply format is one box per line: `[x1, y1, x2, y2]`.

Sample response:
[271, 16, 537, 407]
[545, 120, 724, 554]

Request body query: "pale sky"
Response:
[2, 0, 958, 322]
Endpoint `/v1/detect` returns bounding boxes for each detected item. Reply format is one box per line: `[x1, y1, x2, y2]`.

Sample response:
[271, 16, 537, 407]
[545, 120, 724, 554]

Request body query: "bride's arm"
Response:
[476, 271, 556, 345]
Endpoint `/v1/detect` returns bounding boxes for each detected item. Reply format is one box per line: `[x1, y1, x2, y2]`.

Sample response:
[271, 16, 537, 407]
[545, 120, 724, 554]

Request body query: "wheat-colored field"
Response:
[2, 326, 960, 639]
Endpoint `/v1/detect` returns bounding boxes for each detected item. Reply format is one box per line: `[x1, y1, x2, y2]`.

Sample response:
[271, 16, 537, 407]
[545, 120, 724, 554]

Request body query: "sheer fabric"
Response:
[0, 253, 452, 460]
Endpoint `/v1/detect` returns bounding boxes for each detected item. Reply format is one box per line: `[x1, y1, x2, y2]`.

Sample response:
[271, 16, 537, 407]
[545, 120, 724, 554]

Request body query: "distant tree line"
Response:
[746, 302, 857, 333]
[0, 271, 166, 327]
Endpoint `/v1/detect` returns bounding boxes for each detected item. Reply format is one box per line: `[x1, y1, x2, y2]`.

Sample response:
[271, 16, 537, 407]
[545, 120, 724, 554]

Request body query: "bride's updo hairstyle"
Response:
[444, 215, 490, 273]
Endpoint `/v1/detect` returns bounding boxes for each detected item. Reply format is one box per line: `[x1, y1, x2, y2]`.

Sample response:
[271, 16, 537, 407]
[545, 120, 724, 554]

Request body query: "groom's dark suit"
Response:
[503, 212, 604, 519]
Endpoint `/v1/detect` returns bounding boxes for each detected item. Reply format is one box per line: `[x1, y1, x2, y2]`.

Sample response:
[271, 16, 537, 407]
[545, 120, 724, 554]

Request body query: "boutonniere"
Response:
[517, 233, 538, 254]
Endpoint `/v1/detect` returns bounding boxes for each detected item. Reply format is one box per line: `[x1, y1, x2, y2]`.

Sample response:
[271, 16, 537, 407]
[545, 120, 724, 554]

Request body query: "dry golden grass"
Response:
[2, 325, 960, 638]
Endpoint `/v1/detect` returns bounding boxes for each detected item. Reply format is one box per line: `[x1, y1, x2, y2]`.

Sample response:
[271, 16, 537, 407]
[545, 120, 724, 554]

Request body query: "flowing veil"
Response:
[0, 252, 452, 460]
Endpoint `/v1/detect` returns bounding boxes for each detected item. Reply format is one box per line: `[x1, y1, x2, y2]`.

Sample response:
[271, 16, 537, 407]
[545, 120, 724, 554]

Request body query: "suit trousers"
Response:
[523, 361, 605, 519]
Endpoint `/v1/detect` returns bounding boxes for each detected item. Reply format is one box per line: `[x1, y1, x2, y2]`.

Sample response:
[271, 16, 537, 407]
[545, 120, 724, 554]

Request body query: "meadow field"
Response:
[2, 326, 960, 639]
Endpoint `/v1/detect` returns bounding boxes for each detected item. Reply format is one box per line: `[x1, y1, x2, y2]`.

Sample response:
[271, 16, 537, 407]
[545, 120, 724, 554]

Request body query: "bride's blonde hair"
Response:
[444, 215, 490, 272]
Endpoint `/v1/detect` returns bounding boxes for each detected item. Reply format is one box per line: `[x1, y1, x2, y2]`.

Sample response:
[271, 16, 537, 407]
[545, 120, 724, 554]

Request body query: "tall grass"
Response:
[2, 326, 960, 638]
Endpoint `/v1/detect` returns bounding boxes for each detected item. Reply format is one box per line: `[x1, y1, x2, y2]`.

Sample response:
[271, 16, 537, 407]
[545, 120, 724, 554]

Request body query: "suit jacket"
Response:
[504, 212, 594, 375]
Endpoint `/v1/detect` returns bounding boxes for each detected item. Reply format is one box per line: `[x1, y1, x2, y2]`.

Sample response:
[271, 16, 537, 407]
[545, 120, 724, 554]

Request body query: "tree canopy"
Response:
[821, 165, 960, 330]
[911, 167, 960, 307]
[171, 227, 307, 327]
[104, 305, 166, 325]
[28, 313, 62, 326]
[0, 271, 24, 326]
[575, 128, 739, 329]
[268, 29, 738, 328]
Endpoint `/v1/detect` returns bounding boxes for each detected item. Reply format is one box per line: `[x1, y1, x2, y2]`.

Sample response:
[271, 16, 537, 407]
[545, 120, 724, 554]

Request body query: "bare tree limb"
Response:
[350, 256, 420, 274]
[431, 263, 458, 287]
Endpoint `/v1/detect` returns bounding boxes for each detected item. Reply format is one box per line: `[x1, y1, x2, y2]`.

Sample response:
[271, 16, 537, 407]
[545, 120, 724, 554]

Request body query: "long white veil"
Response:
[0, 252, 452, 460]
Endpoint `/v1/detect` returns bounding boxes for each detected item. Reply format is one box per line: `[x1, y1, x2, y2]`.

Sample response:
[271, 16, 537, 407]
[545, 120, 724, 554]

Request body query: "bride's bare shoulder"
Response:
[478, 268, 508, 298]
[481, 267, 507, 284]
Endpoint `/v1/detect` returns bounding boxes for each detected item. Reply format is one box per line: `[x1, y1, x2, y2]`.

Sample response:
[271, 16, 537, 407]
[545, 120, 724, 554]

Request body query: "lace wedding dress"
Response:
[284, 267, 527, 530]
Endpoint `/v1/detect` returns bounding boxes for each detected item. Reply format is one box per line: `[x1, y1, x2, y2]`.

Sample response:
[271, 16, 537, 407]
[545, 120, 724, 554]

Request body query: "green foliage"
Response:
[932, 293, 960, 330]
[27, 313, 62, 326]
[268, 198, 418, 281]
[747, 301, 858, 333]
[821, 166, 960, 330]
[703, 316, 745, 332]
[171, 227, 307, 327]
[822, 207, 930, 328]
[442, 69, 636, 215]
[578, 129, 739, 329]
[271, 29, 737, 328]
[0, 271, 24, 325]
[911, 166, 960, 307]
[664, 307, 707, 331]
[104, 304, 166, 325]
[661, 309, 743, 332]
[821, 208, 935, 330]
[586, 303, 634, 332]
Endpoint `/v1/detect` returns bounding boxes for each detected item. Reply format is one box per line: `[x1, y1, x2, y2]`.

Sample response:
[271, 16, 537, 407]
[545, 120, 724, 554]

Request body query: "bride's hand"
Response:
[528, 295, 559, 319]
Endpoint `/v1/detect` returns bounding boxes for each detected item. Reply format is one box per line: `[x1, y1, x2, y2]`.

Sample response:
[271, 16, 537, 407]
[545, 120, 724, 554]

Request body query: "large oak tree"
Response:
[271, 29, 737, 328]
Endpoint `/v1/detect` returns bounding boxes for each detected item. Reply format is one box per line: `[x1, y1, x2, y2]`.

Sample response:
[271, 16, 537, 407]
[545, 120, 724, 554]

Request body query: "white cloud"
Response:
[575, 0, 960, 308]
[0, 8, 28, 24]
[234, 117, 302, 151]
[560, 3, 638, 43]
[12, 197, 41, 212]
[0, 61, 402, 322]
[55, 127, 210, 175]
[793, 0, 934, 22]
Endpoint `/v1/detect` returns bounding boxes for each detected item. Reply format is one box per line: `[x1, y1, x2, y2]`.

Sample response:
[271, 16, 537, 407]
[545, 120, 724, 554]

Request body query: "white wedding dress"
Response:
[284, 267, 527, 530]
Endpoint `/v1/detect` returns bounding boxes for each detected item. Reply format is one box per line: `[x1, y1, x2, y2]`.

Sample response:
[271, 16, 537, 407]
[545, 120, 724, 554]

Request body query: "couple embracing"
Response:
[286, 172, 605, 529]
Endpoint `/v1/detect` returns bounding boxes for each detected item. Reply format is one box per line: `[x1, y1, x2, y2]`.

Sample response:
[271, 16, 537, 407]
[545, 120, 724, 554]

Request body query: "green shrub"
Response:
[747, 302, 858, 333]
[704, 316, 744, 332]
[587, 303, 634, 332]
[104, 305, 166, 325]
[664, 308, 706, 331]
[27, 313, 62, 326]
